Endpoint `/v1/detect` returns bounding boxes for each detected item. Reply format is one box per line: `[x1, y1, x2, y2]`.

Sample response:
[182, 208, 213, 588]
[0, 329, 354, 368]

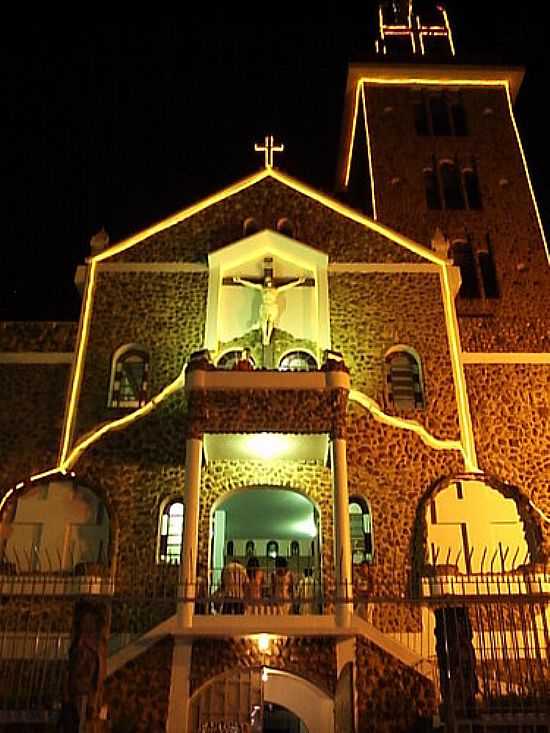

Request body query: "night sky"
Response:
[4, 6, 549, 321]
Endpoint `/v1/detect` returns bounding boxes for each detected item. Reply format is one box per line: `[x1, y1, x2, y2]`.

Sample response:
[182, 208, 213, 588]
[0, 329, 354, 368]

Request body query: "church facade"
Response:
[1, 5, 549, 732]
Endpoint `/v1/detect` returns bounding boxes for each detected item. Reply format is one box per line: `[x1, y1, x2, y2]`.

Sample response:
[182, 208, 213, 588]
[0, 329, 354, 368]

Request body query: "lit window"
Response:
[349, 498, 373, 565]
[159, 500, 184, 564]
[245, 540, 255, 556]
[279, 351, 317, 372]
[385, 349, 425, 411]
[266, 541, 279, 559]
[109, 347, 149, 408]
[290, 540, 300, 557]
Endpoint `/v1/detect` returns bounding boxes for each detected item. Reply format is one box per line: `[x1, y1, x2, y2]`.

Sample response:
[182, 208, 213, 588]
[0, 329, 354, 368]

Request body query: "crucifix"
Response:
[254, 135, 284, 169]
[223, 257, 315, 365]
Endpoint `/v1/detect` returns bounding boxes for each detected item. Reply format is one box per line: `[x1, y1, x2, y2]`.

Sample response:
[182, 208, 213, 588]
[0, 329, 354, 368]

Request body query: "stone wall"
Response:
[0, 363, 70, 490]
[106, 177, 424, 265]
[74, 271, 207, 441]
[104, 637, 173, 733]
[356, 636, 437, 732]
[347, 406, 464, 597]
[363, 84, 550, 352]
[465, 363, 550, 554]
[0, 321, 76, 352]
[330, 271, 460, 439]
[190, 636, 337, 696]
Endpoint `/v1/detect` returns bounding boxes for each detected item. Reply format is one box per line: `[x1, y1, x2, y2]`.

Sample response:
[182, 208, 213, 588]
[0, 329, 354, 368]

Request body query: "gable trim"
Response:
[91, 168, 444, 268]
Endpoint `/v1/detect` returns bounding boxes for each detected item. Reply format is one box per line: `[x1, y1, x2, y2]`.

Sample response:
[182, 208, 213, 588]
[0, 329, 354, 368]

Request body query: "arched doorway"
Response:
[190, 667, 333, 732]
[210, 487, 322, 609]
[263, 703, 307, 732]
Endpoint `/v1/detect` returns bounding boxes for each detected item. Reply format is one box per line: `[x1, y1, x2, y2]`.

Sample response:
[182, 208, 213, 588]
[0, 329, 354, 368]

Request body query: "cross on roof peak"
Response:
[254, 135, 284, 169]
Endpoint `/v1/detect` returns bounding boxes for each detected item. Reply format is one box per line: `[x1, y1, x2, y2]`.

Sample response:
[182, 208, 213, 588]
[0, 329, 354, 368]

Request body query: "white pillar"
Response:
[331, 437, 353, 627]
[178, 436, 203, 628]
[166, 638, 193, 733]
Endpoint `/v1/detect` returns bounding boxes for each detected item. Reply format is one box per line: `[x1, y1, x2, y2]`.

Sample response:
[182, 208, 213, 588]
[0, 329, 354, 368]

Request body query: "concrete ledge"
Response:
[0, 352, 73, 364]
[185, 369, 350, 391]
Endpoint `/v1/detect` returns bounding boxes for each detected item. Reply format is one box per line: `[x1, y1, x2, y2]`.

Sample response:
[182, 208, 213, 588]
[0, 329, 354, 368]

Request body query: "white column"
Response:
[331, 437, 353, 627]
[178, 436, 203, 628]
[166, 638, 193, 733]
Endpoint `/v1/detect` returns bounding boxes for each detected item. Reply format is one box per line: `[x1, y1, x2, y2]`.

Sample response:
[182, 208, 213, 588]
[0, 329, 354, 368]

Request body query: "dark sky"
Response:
[3, 6, 549, 321]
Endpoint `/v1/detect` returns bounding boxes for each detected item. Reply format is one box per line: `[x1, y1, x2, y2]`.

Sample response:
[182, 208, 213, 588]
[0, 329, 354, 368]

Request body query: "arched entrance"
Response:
[210, 487, 322, 610]
[190, 667, 333, 732]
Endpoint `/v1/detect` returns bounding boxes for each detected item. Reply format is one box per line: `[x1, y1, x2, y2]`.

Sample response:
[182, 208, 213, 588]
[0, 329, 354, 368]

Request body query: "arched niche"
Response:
[206, 230, 330, 353]
[414, 473, 543, 577]
[0, 478, 110, 572]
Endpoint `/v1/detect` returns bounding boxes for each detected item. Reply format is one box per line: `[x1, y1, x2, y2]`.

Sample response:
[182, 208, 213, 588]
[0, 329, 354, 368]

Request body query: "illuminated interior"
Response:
[211, 488, 321, 581]
[203, 433, 329, 464]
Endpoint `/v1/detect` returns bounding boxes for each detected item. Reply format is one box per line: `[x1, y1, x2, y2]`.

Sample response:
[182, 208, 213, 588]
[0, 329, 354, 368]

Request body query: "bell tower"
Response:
[336, 1, 550, 353]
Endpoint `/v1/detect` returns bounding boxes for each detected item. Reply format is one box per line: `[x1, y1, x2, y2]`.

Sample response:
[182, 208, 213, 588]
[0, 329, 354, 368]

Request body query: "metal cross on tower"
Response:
[254, 135, 284, 169]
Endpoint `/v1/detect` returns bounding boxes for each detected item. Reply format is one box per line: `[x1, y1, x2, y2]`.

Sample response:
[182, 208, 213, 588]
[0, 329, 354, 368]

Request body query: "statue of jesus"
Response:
[232, 274, 306, 345]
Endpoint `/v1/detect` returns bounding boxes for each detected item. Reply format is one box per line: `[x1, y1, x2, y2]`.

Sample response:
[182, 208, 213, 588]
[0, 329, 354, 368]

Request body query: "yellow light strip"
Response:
[344, 76, 547, 265]
[269, 168, 444, 265]
[443, 9, 456, 56]
[59, 260, 97, 462]
[349, 389, 463, 455]
[529, 500, 550, 525]
[504, 81, 550, 265]
[361, 83, 378, 220]
[30, 468, 65, 483]
[344, 81, 363, 188]
[1, 366, 188, 520]
[94, 169, 270, 263]
[0, 489, 14, 516]
[439, 265, 478, 472]
[60, 366, 187, 471]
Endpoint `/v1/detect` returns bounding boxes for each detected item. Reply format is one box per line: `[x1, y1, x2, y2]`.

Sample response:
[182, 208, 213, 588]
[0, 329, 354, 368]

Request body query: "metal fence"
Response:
[0, 552, 549, 730]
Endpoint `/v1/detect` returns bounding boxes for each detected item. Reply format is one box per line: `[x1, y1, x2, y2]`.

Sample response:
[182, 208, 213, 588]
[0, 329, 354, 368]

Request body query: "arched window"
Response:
[424, 168, 441, 210]
[413, 94, 429, 136]
[385, 348, 425, 410]
[450, 97, 468, 136]
[276, 218, 294, 238]
[349, 498, 373, 565]
[266, 540, 279, 559]
[463, 168, 482, 210]
[451, 241, 480, 299]
[216, 350, 255, 370]
[478, 240, 499, 299]
[243, 218, 259, 237]
[290, 540, 300, 557]
[226, 540, 234, 557]
[279, 351, 318, 372]
[429, 95, 451, 136]
[245, 540, 255, 557]
[109, 346, 149, 408]
[440, 161, 465, 210]
[159, 500, 184, 564]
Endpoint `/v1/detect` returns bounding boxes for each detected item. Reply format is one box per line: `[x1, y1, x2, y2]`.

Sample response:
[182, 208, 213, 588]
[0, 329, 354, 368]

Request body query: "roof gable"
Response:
[95, 169, 444, 266]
